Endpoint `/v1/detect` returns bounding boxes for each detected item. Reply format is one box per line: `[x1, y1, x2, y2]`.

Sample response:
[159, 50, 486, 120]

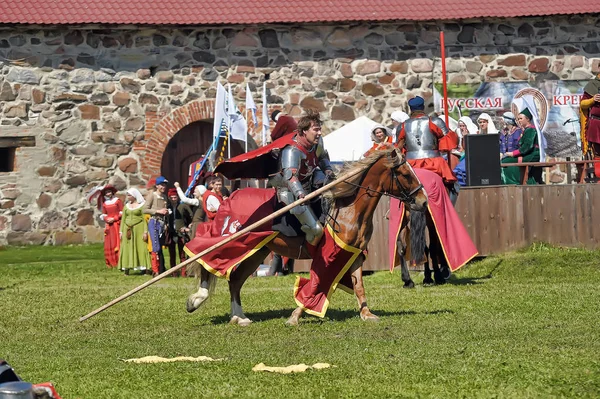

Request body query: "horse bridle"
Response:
[342, 157, 424, 205]
[321, 155, 423, 234]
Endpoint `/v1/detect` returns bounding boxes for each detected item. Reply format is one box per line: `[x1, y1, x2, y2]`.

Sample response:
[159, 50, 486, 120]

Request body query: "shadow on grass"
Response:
[209, 308, 454, 324]
[0, 282, 24, 291]
[447, 260, 503, 286]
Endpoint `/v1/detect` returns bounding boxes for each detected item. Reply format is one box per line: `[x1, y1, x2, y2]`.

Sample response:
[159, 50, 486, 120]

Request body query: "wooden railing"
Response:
[517, 159, 600, 185]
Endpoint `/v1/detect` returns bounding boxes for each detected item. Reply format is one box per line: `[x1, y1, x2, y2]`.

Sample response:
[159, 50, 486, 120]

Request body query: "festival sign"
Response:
[433, 81, 587, 158]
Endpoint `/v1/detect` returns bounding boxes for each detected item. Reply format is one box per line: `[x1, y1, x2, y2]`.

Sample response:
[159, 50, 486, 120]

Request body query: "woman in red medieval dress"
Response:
[90, 185, 123, 267]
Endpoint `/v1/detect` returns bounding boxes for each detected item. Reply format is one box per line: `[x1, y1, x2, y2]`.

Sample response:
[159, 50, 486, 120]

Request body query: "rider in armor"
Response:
[397, 96, 460, 204]
[270, 109, 334, 247]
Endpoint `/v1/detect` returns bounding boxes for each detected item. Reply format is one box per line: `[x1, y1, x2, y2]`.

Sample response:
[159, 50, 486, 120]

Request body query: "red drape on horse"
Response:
[183, 187, 358, 317]
[183, 188, 279, 279]
[388, 168, 478, 272]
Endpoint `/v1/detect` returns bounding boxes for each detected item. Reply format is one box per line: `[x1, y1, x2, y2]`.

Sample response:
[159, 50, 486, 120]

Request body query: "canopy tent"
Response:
[323, 116, 379, 163]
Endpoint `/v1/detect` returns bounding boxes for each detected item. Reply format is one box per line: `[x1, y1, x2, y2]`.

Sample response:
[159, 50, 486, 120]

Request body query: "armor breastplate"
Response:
[403, 116, 440, 160]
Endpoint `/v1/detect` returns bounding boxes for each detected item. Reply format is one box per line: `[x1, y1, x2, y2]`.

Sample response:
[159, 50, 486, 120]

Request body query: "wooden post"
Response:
[79, 166, 369, 322]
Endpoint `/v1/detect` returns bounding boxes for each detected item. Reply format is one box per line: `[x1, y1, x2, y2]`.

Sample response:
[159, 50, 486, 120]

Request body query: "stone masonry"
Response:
[0, 15, 599, 245]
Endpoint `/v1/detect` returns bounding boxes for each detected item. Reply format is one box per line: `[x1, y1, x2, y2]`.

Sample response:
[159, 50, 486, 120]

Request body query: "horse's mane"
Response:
[325, 148, 400, 200]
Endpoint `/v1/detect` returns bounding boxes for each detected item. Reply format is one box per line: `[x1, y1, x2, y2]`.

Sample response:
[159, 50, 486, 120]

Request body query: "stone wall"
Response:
[0, 15, 599, 245]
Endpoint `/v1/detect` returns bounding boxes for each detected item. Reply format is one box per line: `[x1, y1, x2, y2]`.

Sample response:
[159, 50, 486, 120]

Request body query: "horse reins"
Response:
[321, 158, 423, 234]
[340, 159, 423, 204]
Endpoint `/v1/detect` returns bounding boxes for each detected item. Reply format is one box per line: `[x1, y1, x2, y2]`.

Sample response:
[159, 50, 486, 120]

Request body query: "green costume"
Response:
[118, 204, 152, 272]
[501, 125, 540, 185]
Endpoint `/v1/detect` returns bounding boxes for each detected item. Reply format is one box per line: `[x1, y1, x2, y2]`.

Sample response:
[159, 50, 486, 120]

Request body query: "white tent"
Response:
[323, 116, 379, 163]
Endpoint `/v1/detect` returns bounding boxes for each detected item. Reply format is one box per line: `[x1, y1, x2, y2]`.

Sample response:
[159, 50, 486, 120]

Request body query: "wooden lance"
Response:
[80, 165, 368, 322]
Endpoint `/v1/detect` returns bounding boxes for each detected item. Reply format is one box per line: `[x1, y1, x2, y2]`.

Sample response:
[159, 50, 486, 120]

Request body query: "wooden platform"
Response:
[293, 184, 600, 272]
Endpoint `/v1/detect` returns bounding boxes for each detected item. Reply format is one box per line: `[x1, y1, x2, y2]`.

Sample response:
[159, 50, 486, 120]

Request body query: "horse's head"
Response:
[382, 148, 427, 211]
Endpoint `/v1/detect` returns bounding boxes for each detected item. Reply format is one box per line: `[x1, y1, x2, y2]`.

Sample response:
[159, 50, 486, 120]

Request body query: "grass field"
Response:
[1, 244, 599, 398]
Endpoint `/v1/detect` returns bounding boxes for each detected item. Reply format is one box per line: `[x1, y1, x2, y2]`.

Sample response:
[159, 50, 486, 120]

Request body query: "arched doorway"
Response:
[160, 121, 246, 191]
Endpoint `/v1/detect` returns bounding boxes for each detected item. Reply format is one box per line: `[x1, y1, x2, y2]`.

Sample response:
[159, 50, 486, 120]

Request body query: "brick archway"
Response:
[138, 100, 215, 181]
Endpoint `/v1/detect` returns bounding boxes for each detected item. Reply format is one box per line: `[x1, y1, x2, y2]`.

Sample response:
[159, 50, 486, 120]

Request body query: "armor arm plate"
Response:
[280, 146, 306, 198]
[316, 137, 333, 172]
[430, 117, 450, 136]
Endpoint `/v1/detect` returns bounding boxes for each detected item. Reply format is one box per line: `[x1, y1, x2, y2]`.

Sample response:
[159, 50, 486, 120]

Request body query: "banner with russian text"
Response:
[433, 81, 586, 158]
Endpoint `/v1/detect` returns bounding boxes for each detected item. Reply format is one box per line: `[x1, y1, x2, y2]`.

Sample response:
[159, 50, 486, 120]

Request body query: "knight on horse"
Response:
[216, 109, 334, 248]
[396, 96, 460, 204]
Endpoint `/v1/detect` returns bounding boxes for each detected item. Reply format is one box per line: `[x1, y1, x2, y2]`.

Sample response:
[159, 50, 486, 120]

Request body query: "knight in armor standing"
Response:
[397, 96, 460, 202]
[269, 109, 334, 249]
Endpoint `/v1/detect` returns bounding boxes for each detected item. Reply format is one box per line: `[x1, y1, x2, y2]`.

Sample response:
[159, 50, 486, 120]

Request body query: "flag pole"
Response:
[79, 165, 369, 322]
[440, 31, 449, 127]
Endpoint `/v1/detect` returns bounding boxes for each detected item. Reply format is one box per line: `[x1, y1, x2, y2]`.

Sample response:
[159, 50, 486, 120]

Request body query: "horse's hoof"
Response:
[229, 316, 240, 325]
[285, 317, 299, 326]
[423, 279, 435, 287]
[186, 288, 209, 313]
[403, 280, 415, 289]
[237, 318, 252, 327]
[360, 309, 380, 322]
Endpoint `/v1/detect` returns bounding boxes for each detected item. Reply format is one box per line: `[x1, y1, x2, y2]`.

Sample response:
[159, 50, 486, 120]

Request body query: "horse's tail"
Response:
[410, 210, 427, 265]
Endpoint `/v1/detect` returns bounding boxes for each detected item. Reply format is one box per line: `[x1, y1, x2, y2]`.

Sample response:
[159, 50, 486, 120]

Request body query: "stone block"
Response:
[43, 179, 62, 193]
[4, 103, 28, 118]
[76, 209, 95, 226]
[390, 62, 409, 74]
[528, 58, 550, 73]
[90, 93, 110, 105]
[79, 104, 100, 120]
[139, 93, 159, 105]
[118, 157, 138, 173]
[82, 226, 104, 243]
[37, 165, 57, 177]
[498, 55, 526, 67]
[106, 144, 131, 155]
[11, 214, 31, 231]
[120, 77, 141, 93]
[36, 193, 52, 208]
[410, 59, 433, 73]
[54, 93, 87, 102]
[486, 69, 508, 78]
[6, 231, 47, 245]
[125, 117, 144, 131]
[0, 81, 17, 101]
[0, 215, 6, 230]
[1, 200, 15, 209]
[156, 71, 174, 83]
[340, 63, 353, 78]
[54, 231, 84, 245]
[1, 188, 21, 200]
[299, 97, 326, 112]
[65, 175, 87, 187]
[357, 60, 381, 75]
[362, 83, 385, 96]
[88, 156, 115, 168]
[466, 61, 483, 73]
[339, 78, 356, 92]
[378, 74, 394, 84]
[331, 105, 355, 122]
[39, 211, 69, 230]
[137, 69, 151, 80]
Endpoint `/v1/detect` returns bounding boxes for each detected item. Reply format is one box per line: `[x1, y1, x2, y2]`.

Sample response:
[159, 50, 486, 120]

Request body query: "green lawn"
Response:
[1, 244, 599, 398]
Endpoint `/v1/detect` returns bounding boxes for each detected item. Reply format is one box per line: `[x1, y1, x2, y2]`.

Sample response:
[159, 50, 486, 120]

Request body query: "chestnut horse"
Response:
[187, 148, 428, 326]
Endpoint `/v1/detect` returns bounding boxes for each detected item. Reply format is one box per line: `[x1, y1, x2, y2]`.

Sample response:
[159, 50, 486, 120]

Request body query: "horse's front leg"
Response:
[351, 258, 379, 322]
[228, 248, 270, 326]
[285, 307, 304, 326]
[397, 230, 415, 288]
[186, 265, 212, 313]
